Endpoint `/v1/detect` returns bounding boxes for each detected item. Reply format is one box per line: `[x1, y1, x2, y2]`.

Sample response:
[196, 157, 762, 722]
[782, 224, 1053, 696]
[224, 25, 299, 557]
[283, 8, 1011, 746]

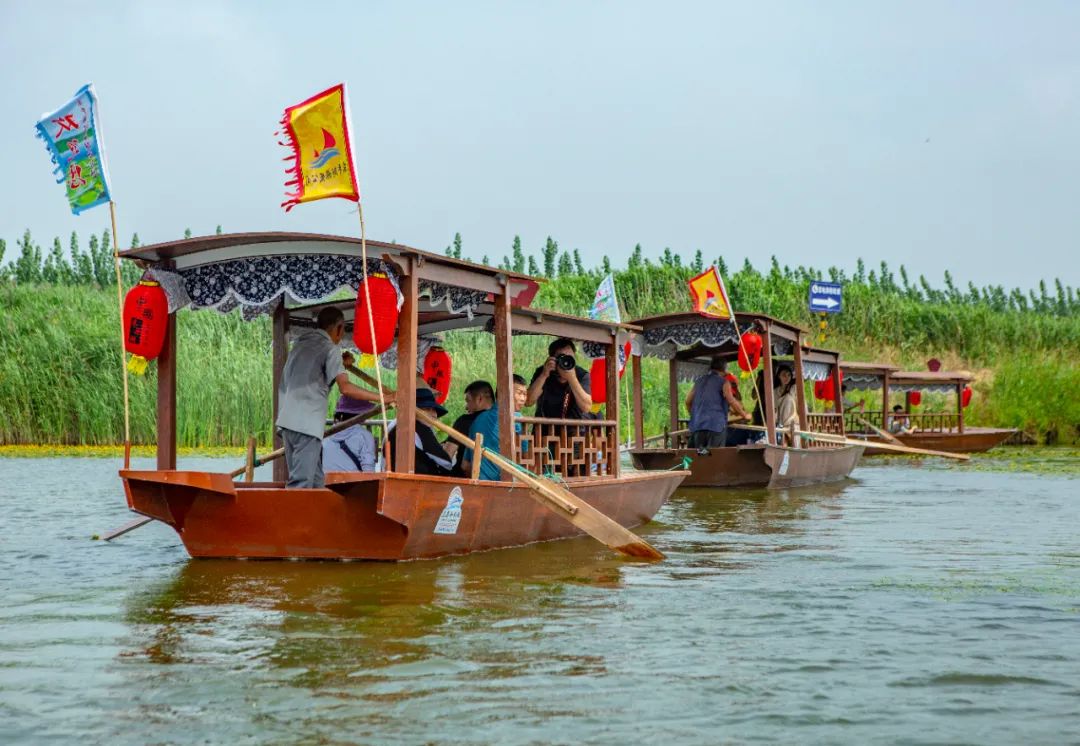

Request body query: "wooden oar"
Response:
[855, 415, 905, 446]
[730, 423, 970, 461]
[415, 409, 666, 560]
[101, 407, 389, 542]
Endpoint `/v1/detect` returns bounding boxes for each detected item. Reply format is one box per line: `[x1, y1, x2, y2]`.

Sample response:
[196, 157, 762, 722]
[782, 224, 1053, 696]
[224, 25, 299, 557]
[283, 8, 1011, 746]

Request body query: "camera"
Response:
[555, 353, 577, 371]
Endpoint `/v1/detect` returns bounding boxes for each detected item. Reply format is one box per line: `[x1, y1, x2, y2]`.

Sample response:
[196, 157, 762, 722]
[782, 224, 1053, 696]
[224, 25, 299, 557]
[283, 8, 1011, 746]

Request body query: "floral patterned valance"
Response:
[419, 281, 486, 318]
[844, 373, 883, 391]
[641, 320, 760, 360]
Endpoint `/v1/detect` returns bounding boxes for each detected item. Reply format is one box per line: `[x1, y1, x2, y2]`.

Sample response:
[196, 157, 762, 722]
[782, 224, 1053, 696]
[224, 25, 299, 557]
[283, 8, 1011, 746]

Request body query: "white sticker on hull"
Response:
[778, 451, 791, 476]
[434, 487, 464, 534]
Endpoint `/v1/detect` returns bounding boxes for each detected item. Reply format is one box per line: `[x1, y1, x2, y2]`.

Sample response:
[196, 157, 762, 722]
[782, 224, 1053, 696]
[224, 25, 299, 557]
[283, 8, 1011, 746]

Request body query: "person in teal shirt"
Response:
[463, 375, 528, 480]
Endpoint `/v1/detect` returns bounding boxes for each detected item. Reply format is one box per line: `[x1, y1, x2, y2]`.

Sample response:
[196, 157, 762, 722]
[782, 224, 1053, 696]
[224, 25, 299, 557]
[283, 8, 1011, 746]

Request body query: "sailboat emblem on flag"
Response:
[310, 128, 340, 169]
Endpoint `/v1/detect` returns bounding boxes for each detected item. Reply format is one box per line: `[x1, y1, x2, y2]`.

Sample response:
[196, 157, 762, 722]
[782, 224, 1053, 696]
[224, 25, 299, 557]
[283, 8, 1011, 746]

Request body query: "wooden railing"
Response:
[846, 410, 960, 434]
[514, 416, 618, 479]
[908, 412, 960, 433]
[807, 412, 845, 436]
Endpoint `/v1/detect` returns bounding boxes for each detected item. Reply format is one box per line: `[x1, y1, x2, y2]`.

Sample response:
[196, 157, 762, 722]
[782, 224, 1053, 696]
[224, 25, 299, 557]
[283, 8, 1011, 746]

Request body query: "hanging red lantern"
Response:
[423, 347, 453, 405]
[352, 273, 399, 354]
[590, 357, 607, 403]
[122, 280, 169, 375]
[961, 385, 973, 408]
[814, 380, 829, 400]
[737, 332, 762, 372]
[907, 390, 922, 407]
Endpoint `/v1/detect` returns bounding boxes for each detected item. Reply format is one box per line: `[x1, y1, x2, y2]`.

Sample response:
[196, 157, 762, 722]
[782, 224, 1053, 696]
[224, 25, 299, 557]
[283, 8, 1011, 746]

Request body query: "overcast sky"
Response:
[3, 0, 1078, 290]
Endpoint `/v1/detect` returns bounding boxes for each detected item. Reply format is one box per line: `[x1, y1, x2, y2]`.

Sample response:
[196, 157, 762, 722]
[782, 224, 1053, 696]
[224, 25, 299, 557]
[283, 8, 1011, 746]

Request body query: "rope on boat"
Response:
[109, 201, 132, 468]
[357, 203, 391, 463]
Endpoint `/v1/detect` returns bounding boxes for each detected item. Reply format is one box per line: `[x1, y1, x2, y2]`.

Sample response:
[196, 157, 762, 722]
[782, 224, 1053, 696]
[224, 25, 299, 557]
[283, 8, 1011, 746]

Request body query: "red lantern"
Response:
[725, 372, 741, 400]
[590, 357, 607, 403]
[423, 347, 453, 405]
[737, 332, 762, 372]
[122, 280, 169, 375]
[814, 380, 829, 400]
[353, 273, 399, 354]
[961, 385, 973, 408]
[907, 390, 922, 407]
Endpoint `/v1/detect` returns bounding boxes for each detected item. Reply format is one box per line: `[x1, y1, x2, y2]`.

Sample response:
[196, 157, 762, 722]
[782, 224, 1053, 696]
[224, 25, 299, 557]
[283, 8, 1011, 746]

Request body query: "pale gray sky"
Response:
[3, 0, 1078, 289]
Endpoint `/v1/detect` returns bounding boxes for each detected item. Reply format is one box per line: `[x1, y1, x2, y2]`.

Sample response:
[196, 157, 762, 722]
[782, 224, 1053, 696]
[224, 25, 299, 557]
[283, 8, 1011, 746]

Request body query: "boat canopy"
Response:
[119, 232, 542, 321]
[839, 361, 901, 391]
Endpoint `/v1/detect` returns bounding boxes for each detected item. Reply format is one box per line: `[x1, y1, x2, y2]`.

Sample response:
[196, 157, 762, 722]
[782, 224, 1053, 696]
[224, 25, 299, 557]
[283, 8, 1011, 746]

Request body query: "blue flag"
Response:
[35, 83, 113, 215]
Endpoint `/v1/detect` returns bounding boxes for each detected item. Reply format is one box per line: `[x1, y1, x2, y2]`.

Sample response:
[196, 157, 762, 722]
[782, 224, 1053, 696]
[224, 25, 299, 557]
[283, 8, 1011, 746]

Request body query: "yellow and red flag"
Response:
[687, 265, 733, 320]
[278, 83, 359, 211]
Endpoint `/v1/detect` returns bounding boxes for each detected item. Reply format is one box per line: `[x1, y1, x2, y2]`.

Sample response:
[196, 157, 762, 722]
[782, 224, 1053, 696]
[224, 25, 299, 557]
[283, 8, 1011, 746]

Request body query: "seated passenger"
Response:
[449, 380, 494, 475]
[686, 357, 749, 453]
[774, 364, 799, 445]
[322, 397, 378, 472]
[387, 389, 455, 476]
[527, 338, 592, 420]
[463, 375, 528, 481]
[887, 405, 916, 435]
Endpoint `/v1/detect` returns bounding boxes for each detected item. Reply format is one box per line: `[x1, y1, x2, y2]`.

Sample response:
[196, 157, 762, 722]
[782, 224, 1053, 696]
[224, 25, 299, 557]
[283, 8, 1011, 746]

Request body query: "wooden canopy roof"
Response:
[840, 360, 901, 377]
[632, 311, 807, 342]
[890, 370, 973, 386]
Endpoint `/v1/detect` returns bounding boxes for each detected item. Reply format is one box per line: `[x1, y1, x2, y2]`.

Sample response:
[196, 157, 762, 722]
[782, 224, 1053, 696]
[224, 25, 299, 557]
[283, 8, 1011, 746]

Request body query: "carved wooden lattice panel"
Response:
[513, 417, 617, 479]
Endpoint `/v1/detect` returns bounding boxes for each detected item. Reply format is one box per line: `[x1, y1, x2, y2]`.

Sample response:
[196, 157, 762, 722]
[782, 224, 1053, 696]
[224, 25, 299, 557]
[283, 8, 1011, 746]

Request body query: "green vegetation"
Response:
[0, 229, 1077, 447]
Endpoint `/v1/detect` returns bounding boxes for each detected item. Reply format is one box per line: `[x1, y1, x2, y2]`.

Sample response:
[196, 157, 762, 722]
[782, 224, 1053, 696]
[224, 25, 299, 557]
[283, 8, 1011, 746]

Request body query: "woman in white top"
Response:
[774, 365, 799, 445]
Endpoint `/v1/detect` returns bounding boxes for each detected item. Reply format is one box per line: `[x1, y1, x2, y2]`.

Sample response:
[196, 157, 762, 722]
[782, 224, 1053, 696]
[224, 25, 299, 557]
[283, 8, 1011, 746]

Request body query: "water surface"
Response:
[1, 455, 1078, 744]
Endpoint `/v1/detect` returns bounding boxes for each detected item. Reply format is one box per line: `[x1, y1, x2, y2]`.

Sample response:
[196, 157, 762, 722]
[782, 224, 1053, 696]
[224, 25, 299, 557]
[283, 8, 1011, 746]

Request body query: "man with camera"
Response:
[527, 338, 593, 419]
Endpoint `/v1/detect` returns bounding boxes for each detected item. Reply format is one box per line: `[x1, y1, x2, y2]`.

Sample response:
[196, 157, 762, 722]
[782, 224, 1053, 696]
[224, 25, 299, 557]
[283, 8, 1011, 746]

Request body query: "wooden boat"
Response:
[626, 312, 864, 489]
[116, 232, 685, 560]
[839, 362, 1016, 455]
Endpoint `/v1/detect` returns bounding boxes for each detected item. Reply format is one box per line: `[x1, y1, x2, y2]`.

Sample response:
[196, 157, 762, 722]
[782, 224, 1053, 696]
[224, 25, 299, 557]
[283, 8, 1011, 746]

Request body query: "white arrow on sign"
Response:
[811, 297, 839, 309]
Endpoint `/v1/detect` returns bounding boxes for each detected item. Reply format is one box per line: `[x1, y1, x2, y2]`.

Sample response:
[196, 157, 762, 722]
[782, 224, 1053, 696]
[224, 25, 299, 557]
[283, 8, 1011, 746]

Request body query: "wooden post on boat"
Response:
[793, 340, 808, 432]
[470, 432, 484, 480]
[881, 370, 890, 430]
[395, 256, 419, 473]
[957, 380, 965, 434]
[271, 301, 289, 482]
[832, 359, 844, 417]
[761, 324, 777, 445]
[605, 337, 619, 477]
[244, 436, 256, 482]
[668, 359, 679, 437]
[493, 280, 515, 481]
[157, 310, 177, 470]
[632, 352, 644, 449]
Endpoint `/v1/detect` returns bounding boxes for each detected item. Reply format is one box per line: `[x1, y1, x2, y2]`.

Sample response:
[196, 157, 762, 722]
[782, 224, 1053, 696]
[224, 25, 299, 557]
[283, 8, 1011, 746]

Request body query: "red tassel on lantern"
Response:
[423, 347, 453, 405]
[961, 385, 973, 408]
[353, 273, 399, 354]
[907, 390, 922, 407]
[123, 280, 169, 375]
[737, 332, 762, 372]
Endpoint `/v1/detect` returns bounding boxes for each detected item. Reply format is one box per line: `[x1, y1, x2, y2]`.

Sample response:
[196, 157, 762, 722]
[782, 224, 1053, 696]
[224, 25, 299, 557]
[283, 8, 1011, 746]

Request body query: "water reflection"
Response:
[121, 539, 637, 690]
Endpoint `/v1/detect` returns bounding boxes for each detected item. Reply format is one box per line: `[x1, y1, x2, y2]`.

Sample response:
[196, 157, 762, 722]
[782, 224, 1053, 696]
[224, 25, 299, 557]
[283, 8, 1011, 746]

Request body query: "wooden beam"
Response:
[882, 371, 890, 419]
[632, 353, 644, 449]
[767, 324, 800, 343]
[833, 361, 844, 415]
[493, 287, 515, 481]
[762, 326, 776, 443]
[415, 261, 502, 295]
[605, 341, 619, 477]
[156, 311, 177, 470]
[792, 339, 808, 430]
[271, 302, 289, 482]
[510, 312, 614, 344]
[801, 349, 840, 365]
[394, 258, 419, 473]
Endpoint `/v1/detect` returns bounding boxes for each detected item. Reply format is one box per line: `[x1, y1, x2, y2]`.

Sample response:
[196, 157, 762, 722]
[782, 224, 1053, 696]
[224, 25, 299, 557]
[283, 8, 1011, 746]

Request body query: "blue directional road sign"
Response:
[809, 281, 843, 313]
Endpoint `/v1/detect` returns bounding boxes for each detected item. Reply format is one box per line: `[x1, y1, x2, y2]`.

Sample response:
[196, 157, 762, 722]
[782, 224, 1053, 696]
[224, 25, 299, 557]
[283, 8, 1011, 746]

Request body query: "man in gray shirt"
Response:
[276, 307, 390, 487]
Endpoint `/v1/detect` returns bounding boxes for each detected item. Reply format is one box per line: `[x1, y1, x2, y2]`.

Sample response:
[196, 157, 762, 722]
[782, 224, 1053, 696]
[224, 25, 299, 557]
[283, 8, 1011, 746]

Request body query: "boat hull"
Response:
[859, 427, 1016, 455]
[630, 443, 863, 489]
[120, 470, 683, 560]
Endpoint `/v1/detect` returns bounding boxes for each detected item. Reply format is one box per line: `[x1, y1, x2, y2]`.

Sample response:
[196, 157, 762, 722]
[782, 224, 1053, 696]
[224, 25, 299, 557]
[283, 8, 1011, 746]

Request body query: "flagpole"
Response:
[109, 200, 132, 468]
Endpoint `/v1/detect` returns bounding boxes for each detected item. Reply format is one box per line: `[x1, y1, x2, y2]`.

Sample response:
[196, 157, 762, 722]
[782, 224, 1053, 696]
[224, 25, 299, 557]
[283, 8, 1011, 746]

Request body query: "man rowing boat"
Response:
[276, 307, 392, 488]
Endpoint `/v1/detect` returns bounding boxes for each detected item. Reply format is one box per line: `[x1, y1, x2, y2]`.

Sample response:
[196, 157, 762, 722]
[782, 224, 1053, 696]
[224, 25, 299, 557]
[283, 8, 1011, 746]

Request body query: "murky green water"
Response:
[2, 454, 1078, 744]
